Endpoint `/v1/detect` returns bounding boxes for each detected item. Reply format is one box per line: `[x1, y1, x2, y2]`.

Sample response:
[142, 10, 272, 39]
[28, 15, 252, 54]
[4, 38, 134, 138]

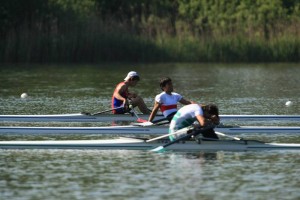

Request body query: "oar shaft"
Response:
[129, 105, 140, 118]
[92, 106, 124, 115]
[146, 127, 193, 142]
[215, 131, 241, 140]
[161, 132, 193, 148]
[129, 104, 147, 122]
[151, 125, 216, 152]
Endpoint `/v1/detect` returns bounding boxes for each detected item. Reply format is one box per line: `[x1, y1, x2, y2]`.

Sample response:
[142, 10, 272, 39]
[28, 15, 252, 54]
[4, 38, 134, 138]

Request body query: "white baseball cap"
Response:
[124, 71, 139, 81]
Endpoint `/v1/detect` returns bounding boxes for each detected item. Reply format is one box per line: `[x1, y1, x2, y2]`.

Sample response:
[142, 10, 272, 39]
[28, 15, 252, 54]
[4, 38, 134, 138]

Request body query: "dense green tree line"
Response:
[0, 0, 299, 63]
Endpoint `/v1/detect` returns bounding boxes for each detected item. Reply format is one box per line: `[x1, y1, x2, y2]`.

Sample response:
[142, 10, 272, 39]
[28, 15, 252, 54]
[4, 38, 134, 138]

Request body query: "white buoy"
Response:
[285, 101, 293, 107]
[21, 93, 28, 99]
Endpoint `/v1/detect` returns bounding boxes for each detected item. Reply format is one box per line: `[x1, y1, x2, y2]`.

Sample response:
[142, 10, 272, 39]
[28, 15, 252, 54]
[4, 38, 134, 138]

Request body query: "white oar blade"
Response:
[150, 146, 164, 152]
[132, 121, 154, 127]
[232, 136, 240, 140]
[142, 121, 154, 126]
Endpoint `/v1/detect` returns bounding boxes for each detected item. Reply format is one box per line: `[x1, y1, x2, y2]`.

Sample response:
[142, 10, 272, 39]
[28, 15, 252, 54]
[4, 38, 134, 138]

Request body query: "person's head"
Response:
[124, 71, 140, 85]
[202, 104, 220, 125]
[160, 77, 173, 92]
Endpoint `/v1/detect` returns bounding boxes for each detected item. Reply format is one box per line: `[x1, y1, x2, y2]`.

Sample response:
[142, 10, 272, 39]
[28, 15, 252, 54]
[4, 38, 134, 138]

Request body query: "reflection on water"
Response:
[1, 149, 300, 199]
[0, 63, 300, 199]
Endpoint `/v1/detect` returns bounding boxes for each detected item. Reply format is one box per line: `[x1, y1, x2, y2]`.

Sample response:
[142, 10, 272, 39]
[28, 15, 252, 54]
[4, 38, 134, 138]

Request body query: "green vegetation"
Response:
[0, 0, 299, 63]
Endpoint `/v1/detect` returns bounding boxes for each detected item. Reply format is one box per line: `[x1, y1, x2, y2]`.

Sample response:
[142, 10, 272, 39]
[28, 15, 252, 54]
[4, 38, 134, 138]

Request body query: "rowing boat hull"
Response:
[0, 138, 299, 150]
[0, 113, 299, 122]
[0, 125, 167, 134]
[0, 126, 300, 134]
[0, 113, 161, 122]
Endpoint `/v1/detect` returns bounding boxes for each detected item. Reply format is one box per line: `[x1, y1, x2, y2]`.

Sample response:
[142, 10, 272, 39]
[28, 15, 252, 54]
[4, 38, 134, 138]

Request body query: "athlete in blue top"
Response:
[111, 71, 150, 114]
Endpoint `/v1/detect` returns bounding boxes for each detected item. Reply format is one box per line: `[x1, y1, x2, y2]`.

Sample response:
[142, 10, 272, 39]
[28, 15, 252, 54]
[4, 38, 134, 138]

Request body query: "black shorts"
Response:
[193, 128, 219, 139]
[113, 107, 126, 114]
[166, 112, 177, 122]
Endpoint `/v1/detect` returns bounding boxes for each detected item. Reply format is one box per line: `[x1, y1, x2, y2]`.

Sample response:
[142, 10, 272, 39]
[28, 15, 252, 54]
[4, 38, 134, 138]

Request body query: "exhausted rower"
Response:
[169, 104, 220, 141]
[148, 77, 194, 122]
[111, 71, 150, 114]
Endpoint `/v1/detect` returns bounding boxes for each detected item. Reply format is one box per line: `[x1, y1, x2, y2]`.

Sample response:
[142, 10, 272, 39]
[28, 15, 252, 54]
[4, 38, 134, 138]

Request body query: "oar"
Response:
[146, 126, 193, 142]
[129, 104, 147, 123]
[82, 105, 125, 116]
[215, 131, 241, 140]
[151, 126, 214, 152]
[88, 105, 125, 116]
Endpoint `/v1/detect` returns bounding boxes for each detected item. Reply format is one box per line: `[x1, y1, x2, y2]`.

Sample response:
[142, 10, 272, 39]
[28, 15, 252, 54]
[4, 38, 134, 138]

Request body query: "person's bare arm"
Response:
[114, 84, 127, 103]
[148, 101, 161, 122]
[195, 115, 206, 126]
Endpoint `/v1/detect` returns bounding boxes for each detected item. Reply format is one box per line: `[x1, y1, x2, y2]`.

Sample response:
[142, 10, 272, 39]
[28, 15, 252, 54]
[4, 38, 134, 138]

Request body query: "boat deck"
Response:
[0, 125, 300, 134]
[0, 113, 299, 122]
[0, 138, 299, 151]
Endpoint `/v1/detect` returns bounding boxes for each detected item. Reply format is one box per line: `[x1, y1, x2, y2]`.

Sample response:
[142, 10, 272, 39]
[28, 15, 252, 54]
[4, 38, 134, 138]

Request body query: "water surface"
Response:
[0, 63, 299, 199]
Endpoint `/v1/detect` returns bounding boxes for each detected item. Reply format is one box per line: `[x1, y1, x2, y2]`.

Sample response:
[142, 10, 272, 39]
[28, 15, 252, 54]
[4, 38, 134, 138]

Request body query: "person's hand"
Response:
[123, 99, 130, 112]
[192, 123, 202, 130]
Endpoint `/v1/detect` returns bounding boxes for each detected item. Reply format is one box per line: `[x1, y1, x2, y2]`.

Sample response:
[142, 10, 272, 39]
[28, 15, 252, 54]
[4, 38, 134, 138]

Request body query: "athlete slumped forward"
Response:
[169, 104, 220, 141]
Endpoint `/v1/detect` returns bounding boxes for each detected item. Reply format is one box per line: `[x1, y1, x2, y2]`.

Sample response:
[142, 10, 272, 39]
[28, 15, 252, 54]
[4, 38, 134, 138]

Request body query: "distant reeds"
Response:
[1, 23, 298, 63]
[0, 0, 299, 63]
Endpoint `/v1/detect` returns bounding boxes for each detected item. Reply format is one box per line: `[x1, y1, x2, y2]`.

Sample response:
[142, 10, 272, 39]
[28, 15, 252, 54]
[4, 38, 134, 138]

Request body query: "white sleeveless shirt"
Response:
[155, 92, 182, 117]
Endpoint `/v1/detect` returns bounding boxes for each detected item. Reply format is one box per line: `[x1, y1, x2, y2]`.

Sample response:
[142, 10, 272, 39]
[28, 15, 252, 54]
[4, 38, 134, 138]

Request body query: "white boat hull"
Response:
[0, 113, 160, 122]
[0, 113, 299, 122]
[0, 138, 299, 151]
[0, 125, 167, 135]
[0, 125, 300, 134]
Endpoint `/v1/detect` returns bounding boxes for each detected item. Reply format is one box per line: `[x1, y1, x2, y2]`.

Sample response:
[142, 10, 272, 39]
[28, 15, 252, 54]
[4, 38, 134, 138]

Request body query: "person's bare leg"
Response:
[131, 96, 150, 114]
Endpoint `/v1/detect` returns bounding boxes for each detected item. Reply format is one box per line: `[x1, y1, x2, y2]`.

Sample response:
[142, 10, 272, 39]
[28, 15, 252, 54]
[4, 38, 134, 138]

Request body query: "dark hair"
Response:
[203, 104, 219, 116]
[130, 76, 140, 81]
[160, 77, 172, 90]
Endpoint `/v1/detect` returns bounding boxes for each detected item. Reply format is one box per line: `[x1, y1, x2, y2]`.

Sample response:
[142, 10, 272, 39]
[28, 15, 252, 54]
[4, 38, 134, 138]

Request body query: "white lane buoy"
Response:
[285, 101, 293, 107]
[21, 93, 28, 99]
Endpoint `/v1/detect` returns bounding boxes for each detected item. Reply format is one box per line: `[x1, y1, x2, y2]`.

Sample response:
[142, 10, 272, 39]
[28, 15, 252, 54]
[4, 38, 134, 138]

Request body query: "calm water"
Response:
[0, 63, 300, 200]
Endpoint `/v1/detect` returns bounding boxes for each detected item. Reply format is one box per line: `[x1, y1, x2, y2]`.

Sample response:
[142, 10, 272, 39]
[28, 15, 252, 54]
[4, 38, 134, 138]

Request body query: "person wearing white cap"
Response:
[111, 71, 150, 114]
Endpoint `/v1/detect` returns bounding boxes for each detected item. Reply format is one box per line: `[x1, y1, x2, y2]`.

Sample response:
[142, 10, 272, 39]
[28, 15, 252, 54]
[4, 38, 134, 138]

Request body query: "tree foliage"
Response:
[1, 0, 299, 37]
[0, 0, 299, 62]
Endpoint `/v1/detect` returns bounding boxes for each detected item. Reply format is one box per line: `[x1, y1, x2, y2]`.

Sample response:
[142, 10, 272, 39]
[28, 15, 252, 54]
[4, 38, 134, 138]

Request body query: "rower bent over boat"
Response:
[169, 104, 220, 141]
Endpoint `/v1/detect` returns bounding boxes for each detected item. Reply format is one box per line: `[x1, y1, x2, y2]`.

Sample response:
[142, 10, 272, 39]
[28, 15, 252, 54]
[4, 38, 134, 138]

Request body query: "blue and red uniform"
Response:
[111, 82, 129, 114]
